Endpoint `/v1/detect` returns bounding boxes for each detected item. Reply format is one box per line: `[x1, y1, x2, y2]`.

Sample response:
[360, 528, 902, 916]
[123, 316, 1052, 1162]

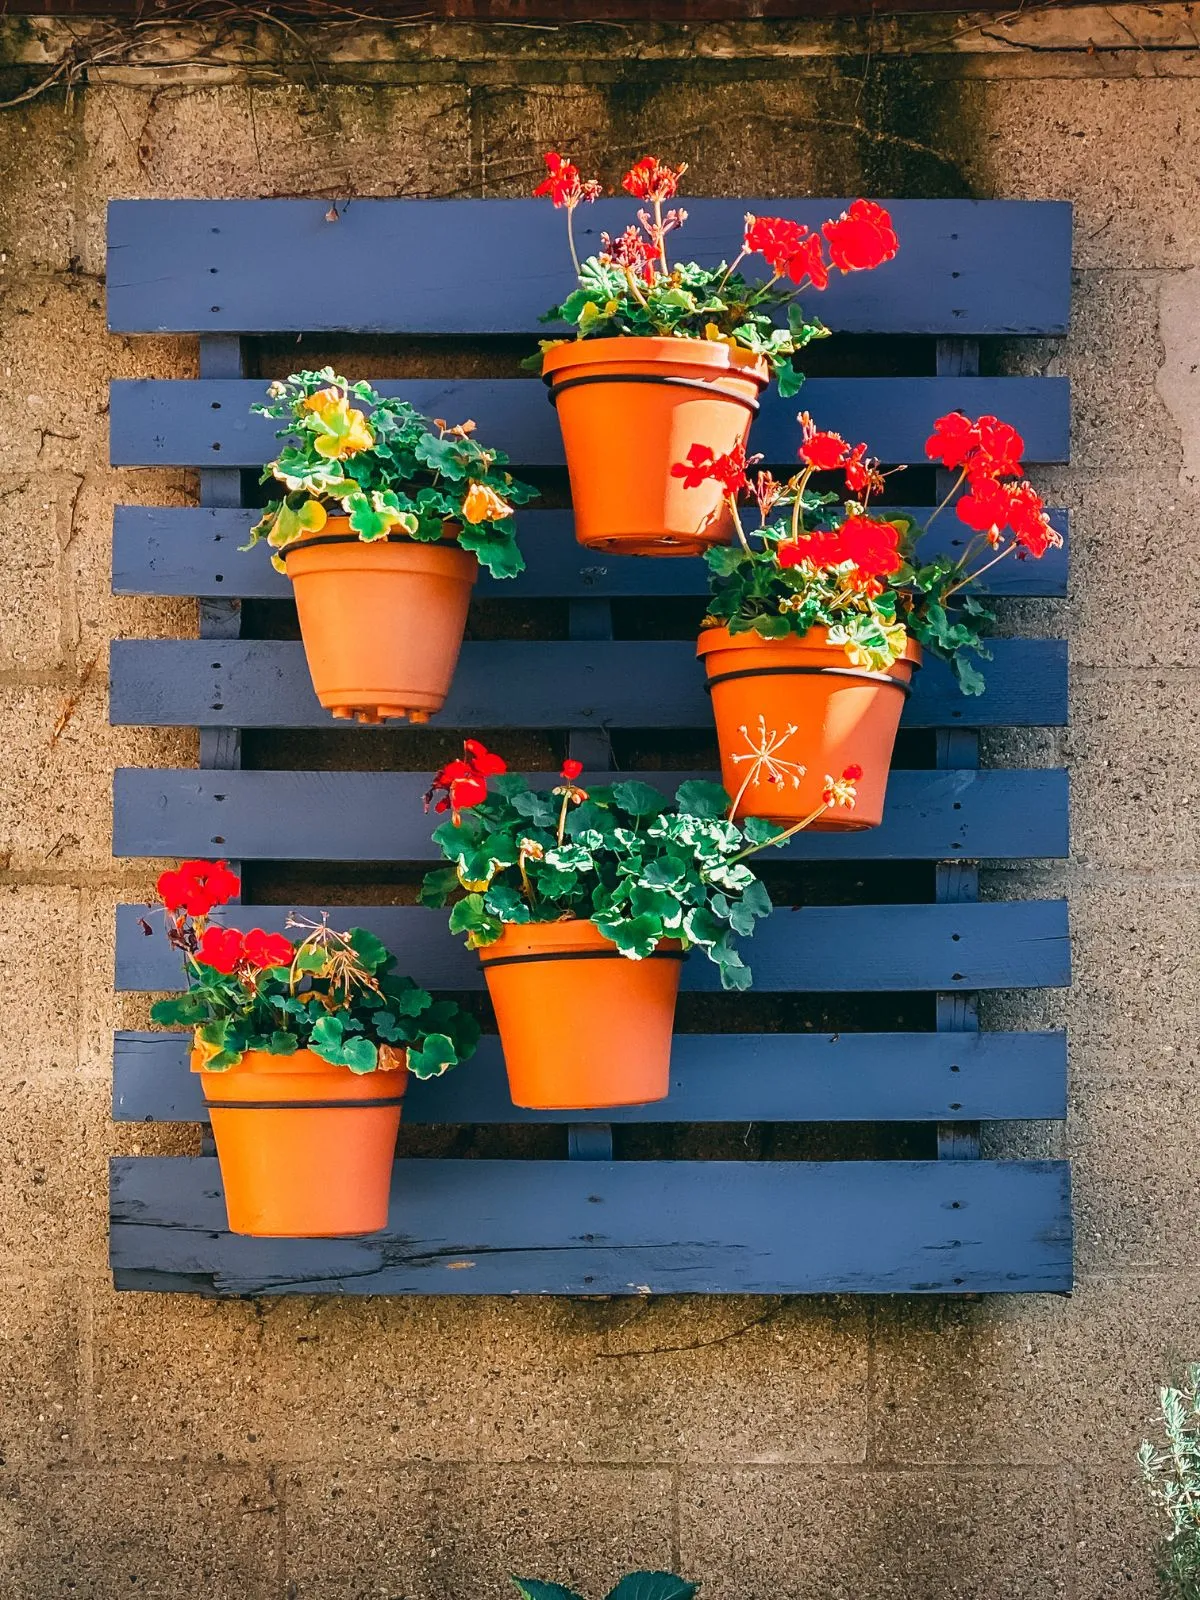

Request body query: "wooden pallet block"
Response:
[107, 196, 1074, 1296]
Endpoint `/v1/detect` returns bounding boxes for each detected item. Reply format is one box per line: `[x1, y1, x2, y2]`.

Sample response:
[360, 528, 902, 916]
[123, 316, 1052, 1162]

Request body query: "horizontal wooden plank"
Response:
[107, 198, 1072, 338]
[108, 1156, 1074, 1294]
[108, 638, 1068, 731]
[116, 899, 1071, 994]
[113, 1028, 1068, 1126]
[108, 376, 1072, 470]
[112, 768, 1070, 863]
[113, 505, 1071, 601]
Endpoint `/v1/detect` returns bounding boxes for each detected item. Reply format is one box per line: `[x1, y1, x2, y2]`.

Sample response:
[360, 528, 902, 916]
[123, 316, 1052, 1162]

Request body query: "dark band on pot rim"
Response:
[546, 371, 762, 414]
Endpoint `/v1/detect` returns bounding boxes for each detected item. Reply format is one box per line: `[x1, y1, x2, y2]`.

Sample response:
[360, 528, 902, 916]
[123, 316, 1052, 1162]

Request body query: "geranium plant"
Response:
[688, 408, 1062, 694]
[244, 368, 536, 578]
[418, 740, 860, 991]
[526, 153, 898, 395]
[147, 859, 480, 1077]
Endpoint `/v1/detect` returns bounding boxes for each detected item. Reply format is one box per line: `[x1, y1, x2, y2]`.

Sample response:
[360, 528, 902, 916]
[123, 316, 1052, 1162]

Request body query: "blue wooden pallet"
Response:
[107, 196, 1073, 1296]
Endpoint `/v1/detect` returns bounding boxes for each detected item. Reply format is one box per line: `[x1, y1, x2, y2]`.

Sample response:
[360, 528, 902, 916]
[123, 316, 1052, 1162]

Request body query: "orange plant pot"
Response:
[542, 337, 769, 556]
[697, 625, 922, 831]
[282, 518, 477, 724]
[478, 920, 684, 1110]
[194, 1048, 407, 1237]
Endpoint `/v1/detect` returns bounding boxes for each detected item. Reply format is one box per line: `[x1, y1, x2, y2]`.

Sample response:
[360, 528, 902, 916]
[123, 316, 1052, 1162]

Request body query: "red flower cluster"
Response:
[745, 200, 897, 289]
[156, 859, 240, 918]
[671, 441, 757, 495]
[533, 151, 602, 210]
[743, 215, 829, 289]
[599, 225, 659, 284]
[822, 200, 899, 273]
[196, 925, 295, 976]
[778, 515, 902, 580]
[425, 739, 508, 820]
[925, 411, 1061, 559]
[622, 156, 687, 203]
[798, 424, 853, 472]
[560, 758, 585, 782]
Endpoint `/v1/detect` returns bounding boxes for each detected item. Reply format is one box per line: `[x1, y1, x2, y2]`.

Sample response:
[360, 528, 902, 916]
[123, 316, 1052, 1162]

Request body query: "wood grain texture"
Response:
[115, 899, 1072, 994]
[109, 1155, 1074, 1295]
[107, 198, 1072, 337]
[113, 1028, 1069, 1126]
[112, 504, 1071, 601]
[112, 767, 1070, 863]
[108, 637, 1068, 730]
[108, 376, 1072, 469]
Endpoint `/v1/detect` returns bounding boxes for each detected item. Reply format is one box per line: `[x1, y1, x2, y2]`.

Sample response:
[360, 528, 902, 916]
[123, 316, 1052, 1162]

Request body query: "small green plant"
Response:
[420, 740, 861, 992]
[526, 152, 898, 396]
[512, 1572, 698, 1600]
[245, 368, 537, 579]
[1140, 1365, 1200, 1598]
[147, 859, 479, 1079]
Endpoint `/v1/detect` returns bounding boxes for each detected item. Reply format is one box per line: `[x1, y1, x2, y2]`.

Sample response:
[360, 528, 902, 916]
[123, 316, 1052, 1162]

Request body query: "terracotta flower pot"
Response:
[542, 337, 769, 556]
[697, 625, 923, 831]
[194, 1047, 407, 1236]
[282, 518, 477, 724]
[478, 919, 684, 1110]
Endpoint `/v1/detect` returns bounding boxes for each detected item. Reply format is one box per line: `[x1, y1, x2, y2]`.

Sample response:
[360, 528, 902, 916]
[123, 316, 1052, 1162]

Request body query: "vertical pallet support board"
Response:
[107, 198, 1073, 1296]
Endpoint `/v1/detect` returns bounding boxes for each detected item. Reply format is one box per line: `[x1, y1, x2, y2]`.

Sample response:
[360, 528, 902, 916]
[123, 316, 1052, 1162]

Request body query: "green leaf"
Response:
[610, 781, 668, 819]
[673, 779, 730, 819]
[774, 357, 804, 399]
[348, 927, 390, 972]
[419, 866, 460, 908]
[339, 1036, 379, 1074]
[265, 1030, 299, 1054]
[606, 1575, 700, 1600]
[406, 1032, 457, 1080]
[293, 946, 328, 974]
[593, 912, 662, 960]
[511, 1581, 585, 1600]
[310, 1014, 344, 1053]
[448, 893, 504, 947]
[149, 993, 210, 1026]
[484, 884, 533, 923]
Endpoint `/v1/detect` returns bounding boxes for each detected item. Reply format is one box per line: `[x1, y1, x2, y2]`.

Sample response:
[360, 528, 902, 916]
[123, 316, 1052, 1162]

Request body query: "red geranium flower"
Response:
[838, 515, 903, 578]
[242, 929, 295, 969]
[600, 225, 659, 284]
[622, 156, 686, 203]
[156, 859, 240, 918]
[799, 422, 851, 472]
[533, 151, 602, 210]
[822, 200, 898, 273]
[561, 758, 585, 782]
[926, 412, 981, 472]
[971, 416, 1025, 481]
[777, 528, 847, 569]
[1006, 481, 1060, 558]
[843, 444, 883, 498]
[843, 764, 864, 781]
[425, 740, 508, 819]
[463, 739, 508, 778]
[743, 215, 828, 287]
[196, 924, 245, 975]
[955, 477, 1013, 535]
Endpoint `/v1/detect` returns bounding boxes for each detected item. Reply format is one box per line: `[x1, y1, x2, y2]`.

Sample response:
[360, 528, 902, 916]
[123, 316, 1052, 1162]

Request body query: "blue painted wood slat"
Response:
[108, 376, 1072, 470]
[115, 899, 1072, 995]
[114, 1028, 1069, 1126]
[109, 1155, 1074, 1295]
[111, 767, 1070, 864]
[106, 198, 1072, 338]
[108, 638, 1068, 731]
[112, 505, 1071, 601]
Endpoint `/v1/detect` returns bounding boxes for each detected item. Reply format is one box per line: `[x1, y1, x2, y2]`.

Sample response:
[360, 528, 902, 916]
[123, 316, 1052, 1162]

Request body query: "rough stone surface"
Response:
[0, 10, 1198, 1597]
[679, 1467, 1074, 1598]
[281, 1464, 674, 1600]
[0, 1467, 279, 1599]
[92, 1295, 868, 1465]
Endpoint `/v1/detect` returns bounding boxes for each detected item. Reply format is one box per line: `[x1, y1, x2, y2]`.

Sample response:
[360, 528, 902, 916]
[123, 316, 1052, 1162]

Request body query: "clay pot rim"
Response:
[541, 334, 770, 385]
[189, 1045, 408, 1083]
[697, 622, 923, 670]
[476, 917, 685, 963]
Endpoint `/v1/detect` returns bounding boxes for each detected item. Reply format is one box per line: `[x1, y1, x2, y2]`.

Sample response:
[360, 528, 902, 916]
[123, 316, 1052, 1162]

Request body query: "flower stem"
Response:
[923, 466, 968, 532]
[721, 800, 832, 865]
[716, 248, 747, 296]
[566, 202, 582, 278]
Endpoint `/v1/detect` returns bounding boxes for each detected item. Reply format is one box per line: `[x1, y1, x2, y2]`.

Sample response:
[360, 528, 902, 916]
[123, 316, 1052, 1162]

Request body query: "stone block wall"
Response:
[0, 7, 1197, 1595]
